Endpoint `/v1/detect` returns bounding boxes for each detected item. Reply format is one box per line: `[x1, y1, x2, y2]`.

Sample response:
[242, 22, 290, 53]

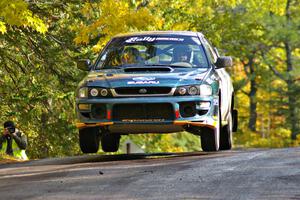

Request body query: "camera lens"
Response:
[8, 127, 15, 133]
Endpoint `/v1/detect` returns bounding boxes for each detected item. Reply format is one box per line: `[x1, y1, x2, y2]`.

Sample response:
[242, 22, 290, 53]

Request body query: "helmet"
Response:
[121, 47, 141, 64]
[172, 45, 192, 63]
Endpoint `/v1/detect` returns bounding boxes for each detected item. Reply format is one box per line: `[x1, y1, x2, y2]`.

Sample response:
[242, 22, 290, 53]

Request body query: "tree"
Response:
[262, 0, 300, 139]
[74, 0, 161, 52]
[0, 0, 47, 34]
[0, 1, 83, 158]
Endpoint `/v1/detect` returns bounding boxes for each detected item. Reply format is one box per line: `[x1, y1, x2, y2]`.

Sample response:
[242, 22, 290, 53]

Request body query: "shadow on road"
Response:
[0, 151, 220, 168]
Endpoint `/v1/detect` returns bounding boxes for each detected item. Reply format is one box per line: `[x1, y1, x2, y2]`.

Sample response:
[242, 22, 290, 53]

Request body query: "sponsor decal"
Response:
[133, 77, 156, 81]
[122, 119, 165, 122]
[127, 81, 160, 85]
[213, 99, 219, 105]
[125, 37, 184, 43]
[126, 37, 156, 43]
[128, 77, 159, 84]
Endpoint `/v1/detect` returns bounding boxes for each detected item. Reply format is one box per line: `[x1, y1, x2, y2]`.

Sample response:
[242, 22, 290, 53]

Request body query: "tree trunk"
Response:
[285, 42, 298, 139]
[248, 58, 257, 132]
[284, 0, 298, 139]
[40, 112, 49, 158]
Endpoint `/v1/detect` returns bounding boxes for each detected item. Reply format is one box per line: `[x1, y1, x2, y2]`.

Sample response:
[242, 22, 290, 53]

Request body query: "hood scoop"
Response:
[124, 67, 172, 73]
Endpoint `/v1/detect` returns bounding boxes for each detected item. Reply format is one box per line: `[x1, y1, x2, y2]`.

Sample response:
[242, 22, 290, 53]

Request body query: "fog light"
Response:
[199, 102, 211, 109]
[78, 104, 91, 111]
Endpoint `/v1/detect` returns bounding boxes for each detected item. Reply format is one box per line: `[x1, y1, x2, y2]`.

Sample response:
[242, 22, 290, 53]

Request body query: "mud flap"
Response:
[232, 109, 238, 132]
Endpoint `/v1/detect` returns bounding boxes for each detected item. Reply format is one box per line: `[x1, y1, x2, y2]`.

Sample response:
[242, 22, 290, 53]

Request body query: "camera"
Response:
[6, 127, 15, 134]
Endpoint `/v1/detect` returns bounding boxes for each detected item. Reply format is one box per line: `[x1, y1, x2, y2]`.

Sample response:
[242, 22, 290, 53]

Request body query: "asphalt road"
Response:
[0, 148, 300, 200]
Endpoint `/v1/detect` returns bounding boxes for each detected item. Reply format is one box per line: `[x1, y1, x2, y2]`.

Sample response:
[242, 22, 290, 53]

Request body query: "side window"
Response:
[202, 38, 217, 63]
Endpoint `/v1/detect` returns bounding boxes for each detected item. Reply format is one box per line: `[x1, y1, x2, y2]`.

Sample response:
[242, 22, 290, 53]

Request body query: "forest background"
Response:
[0, 0, 299, 159]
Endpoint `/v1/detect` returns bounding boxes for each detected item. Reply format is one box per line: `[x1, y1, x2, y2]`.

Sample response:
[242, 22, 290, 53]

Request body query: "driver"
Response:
[172, 45, 192, 63]
[121, 47, 142, 65]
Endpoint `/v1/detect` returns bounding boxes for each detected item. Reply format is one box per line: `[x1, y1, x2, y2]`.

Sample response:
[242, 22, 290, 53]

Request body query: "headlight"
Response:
[188, 86, 198, 95]
[100, 89, 108, 97]
[178, 87, 187, 95]
[78, 87, 88, 98]
[88, 87, 111, 97]
[200, 84, 212, 96]
[175, 85, 199, 96]
[90, 88, 99, 97]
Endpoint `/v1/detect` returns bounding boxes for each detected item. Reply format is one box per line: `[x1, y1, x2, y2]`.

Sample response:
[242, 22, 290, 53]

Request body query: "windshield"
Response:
[95, 35, 209, 69]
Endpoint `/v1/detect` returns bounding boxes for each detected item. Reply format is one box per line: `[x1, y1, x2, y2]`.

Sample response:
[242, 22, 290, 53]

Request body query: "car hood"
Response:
[79, 67, 211, 88]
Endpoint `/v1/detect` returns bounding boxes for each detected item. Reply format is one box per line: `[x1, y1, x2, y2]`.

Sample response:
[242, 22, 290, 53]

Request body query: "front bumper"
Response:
[75, 96, 219, 133]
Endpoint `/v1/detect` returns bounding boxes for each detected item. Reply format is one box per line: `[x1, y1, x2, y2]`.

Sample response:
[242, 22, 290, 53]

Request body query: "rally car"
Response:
[76, 31, 238, 153]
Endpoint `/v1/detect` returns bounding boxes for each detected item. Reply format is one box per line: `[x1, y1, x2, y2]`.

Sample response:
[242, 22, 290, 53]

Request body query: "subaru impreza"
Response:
[76, 31, 238, 153]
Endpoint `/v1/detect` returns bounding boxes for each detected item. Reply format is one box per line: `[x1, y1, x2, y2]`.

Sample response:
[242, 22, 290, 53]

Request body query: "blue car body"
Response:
[76, 31, 237, 153]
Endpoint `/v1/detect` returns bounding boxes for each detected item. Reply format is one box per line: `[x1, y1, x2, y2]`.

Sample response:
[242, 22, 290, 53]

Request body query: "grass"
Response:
[0, 153, 21, 164]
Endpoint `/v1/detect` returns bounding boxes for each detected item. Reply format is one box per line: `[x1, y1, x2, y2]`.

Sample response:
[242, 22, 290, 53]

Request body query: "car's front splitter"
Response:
[76, 118, 218, 133]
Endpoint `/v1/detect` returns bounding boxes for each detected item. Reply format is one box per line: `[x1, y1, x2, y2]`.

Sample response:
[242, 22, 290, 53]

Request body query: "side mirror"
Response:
[214, 47, 220, 57]
[215, 56, 232, 69]
[77, 59, 91, 71]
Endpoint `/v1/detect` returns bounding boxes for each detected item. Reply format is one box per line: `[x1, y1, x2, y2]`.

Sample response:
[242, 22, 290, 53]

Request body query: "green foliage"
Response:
[122, 132, 200, 153]
[0, 1, 83, 158]
[0, 0, 47, 34]
[73, 0, 161, 52]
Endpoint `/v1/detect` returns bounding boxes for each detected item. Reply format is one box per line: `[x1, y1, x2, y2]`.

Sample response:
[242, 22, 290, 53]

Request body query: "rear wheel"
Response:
[101, 133, 120, 152]
[79, 127, 100, 153]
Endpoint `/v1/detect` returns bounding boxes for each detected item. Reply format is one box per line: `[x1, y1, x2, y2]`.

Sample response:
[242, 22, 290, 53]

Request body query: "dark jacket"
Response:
[0, 129, 27, 156]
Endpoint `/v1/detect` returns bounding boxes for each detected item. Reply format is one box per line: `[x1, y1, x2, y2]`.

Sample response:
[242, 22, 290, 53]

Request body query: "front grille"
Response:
[114, 87, 172, 95]
[112, 103, 174, 121]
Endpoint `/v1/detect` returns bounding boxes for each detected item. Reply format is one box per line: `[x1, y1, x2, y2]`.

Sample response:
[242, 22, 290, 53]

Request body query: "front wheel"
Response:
[79, 127, 100, 153]
[219, 112, 233, 150]
[101, 133, 120, 152]
[201, 127, 220, 152]
[201, 100, 221, 152]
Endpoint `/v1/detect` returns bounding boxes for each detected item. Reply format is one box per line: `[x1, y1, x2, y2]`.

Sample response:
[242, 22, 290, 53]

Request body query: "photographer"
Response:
[0, 121, 28, 160]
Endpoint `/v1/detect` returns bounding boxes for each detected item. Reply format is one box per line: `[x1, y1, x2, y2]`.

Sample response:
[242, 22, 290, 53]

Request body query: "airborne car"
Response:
[76, 31, 238, 153]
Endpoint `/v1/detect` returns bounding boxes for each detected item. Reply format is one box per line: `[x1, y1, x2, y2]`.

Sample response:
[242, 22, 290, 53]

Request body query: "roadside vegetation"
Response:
[0, 0, 299, 159]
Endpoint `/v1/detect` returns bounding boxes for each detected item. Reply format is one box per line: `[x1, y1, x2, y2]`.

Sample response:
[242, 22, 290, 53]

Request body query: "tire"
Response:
[219, 112, 233, 150]
[101, 133, 120, 152]
[79, 127, 100, 153]
[201, 127, 220, 152]
[201, 98, 221, 152]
